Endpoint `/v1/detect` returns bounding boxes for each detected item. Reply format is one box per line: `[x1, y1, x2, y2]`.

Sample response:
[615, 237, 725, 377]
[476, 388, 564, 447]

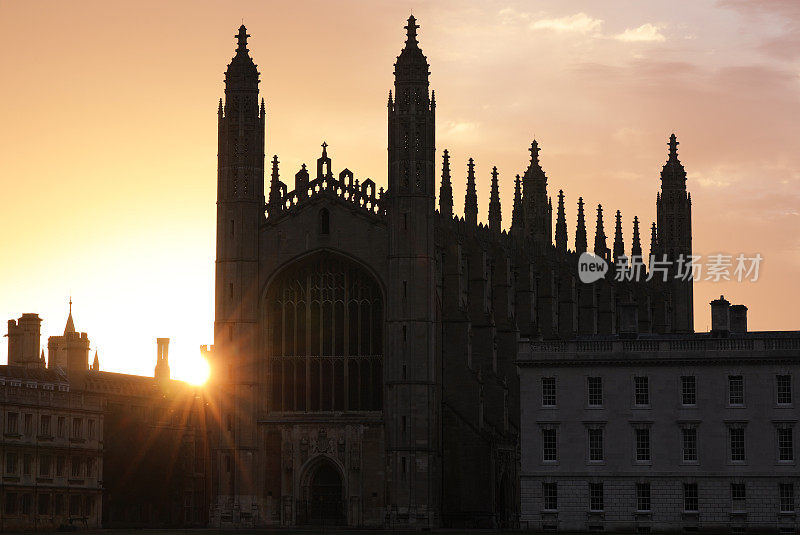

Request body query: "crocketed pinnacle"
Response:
[555, 189, 567, 252]
[575, 197, 587, 254]
[488, 166, 501, 233]
[439, 150, 453, 218]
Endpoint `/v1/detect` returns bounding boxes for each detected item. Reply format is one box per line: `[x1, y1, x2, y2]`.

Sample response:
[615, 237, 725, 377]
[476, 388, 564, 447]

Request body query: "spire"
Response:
[217, 98, 223, 117]
[511, 174, 524, 234]
[394, 14, 429, 84]
[439, 150, 453, 218]
[594, 204, 608, 261]
[464, 158, 478, 227]
[488, 166, 501, 233]
[649, 222, 658, 260]
[555, 189, 567, 252]
[522, 139, 551, 246]
[669, 133, 679, 158]
[236, 24, 250, 53]
[613, 209, 625, 263]
[268, 155, 281, 208]
[224, 24, 259, 95]
[64, 297, 75, 335]
[91, 350, 99, 371]
[575, 197, 587, 254]
[405, 14, 420, 48]
[632, 216, 642, 259]
[40, 349, 46, 366]
[529, 139, 540, 165]
[660, 133, 687, 189]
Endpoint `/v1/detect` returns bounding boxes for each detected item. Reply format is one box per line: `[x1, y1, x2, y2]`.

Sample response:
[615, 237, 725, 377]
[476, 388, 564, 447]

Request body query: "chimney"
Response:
[154, 338, 170, 384]
[710, 295, 731, 337]
[730, 304, 748, 334]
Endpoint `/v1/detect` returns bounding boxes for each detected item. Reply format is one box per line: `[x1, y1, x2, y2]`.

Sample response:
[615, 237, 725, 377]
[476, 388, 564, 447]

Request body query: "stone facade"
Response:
[518, 331, 800, 533]
[0, 365, 103, 531]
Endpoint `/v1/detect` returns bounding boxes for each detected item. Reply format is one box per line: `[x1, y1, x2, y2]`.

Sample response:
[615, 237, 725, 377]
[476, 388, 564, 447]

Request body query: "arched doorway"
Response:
[301, 460, 345, 526]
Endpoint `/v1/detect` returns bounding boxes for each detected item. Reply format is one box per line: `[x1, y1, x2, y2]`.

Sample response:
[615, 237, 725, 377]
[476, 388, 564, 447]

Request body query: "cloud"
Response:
[614, 23, 666, 42]
[530, 13, 603, 34]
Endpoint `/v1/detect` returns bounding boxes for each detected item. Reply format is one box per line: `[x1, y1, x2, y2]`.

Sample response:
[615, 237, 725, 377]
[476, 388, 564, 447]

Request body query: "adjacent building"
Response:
[518, 299, 800, 533]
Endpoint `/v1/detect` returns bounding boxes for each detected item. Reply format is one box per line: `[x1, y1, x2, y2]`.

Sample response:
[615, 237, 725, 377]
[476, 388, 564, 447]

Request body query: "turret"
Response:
[6, 313, 42, 369]
[522, 140, 552, 247]
[488, 166, 501, 234]
[555, 189, 567, 252]
[575, 197, 587, 254]
[268, 155, 281, 212]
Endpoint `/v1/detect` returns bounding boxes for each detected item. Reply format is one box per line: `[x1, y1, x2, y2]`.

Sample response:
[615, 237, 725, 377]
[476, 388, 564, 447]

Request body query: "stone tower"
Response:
[522, 140, 552, 249]
[656, 134, 693, 332]
[6, 313, 43, 369]
[386, 14, 441, 526]
[213, 25, 265, 511]
[47, 300, 90, 385]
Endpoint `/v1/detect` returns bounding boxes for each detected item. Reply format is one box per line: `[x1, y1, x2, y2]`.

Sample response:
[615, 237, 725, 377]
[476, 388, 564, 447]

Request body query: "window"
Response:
[731, 483, 746, 507]
[40, 415, 51, 436]
[729, 375, 744, 405]
[589, 428, 604, 462]
[780, 483, 795, 512]
[777, 375, 792, 405]
[6, 412, 18, 434]
[69, 495, 80, 516]
[54, 494, 63, 515]
[57, 417, 65, 438]
[71, 418, 82, 439]
[23, 414, 32, 435]
[589, 482, 604, 511]
[88, 419, 95, 439]
[681, 376, 696, 405]
[39, 456, 51, 477]
[684, 483, 698, 512]
[543, 482, 558, 510]
[86, 457, 94, 477]
[682, 427, 698, 462]
[542, 377, 556, 407]
[56, 456, 65, 477]
[6, 452, 17, 474]
[588, 377, 603, 406]
[4, 493, 15, 515]
[22, 454, 31, 475]
[634, 376, 649, 405]
[636, 483, 651, 511]
[778, 427, 794, 461]
[37, 494, 49, 515]
[20, 494, 31, 515]
[319, 208, 330, 235]
[636, 428, 651, 461]
[730, 427, 745, 461]
[542, 428, 557, 461]
[71, 457, 81, 478]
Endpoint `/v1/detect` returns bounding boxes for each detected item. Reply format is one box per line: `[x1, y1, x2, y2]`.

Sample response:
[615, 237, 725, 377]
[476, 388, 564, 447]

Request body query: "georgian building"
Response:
[517, 299, 800, 533]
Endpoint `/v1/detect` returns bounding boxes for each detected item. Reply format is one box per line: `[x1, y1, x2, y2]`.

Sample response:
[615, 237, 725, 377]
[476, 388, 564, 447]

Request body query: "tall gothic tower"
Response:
[213, 25, 265, 507]
[522, 140, 552, 248]
[386, 15, 441, 526]
[656, 134, 693, 332]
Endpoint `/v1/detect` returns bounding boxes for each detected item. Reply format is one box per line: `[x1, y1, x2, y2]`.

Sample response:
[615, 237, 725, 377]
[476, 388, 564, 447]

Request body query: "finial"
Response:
[529, 140, 540, 164]
[668, 133, 679, 158]
[69, 296, 72, 314]
[321, 141, 328, 157]
[236, 25, 250, 53]
[405, 14, 419, 45]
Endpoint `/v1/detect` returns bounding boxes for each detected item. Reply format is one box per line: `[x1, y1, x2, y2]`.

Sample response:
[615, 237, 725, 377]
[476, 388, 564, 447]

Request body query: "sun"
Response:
[182, 356, 210, 386]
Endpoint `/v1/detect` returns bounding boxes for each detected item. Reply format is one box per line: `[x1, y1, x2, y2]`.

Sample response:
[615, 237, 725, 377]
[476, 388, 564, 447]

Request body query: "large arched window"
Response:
[266, 252, 383, 412]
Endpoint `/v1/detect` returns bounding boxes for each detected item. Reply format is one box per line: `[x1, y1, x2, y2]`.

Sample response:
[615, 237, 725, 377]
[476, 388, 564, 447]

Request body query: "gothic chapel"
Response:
[206, 16, 693, 528]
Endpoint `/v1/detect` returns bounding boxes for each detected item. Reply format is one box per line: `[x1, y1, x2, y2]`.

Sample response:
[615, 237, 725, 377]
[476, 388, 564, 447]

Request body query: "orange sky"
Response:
[1, 1, 798, 381]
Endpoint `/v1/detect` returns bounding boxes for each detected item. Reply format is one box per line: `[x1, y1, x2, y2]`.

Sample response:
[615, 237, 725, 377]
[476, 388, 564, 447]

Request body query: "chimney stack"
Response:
[710, 295, 731, 337]
[730, 304, 748, 334]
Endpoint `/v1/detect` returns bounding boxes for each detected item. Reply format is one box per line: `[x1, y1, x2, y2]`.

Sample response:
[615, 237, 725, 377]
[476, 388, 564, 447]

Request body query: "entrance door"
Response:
[308, 463, 344, 525]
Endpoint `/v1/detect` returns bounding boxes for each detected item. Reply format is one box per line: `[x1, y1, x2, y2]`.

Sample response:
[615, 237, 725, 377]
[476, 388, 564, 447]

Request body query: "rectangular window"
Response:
[6, 412, 18, 434]
[780, 483, 795, 512]
[634, 376, 649, 405]
[681, 376, 696, 405]
[588, 377, 603, 406]
[684, 483, 698, 512]
[731, 483, 746, 502]
[71, 418, 82, 439]
[636, 483, 651, 511]
[730, 427, 746, 461]
[40, 415, 51, 436]
[542, 428, 557, 461]
[682, 427, 698, 462]
[778, 427, 794, 461]
[23, 414, 32, 436]
[57, 457, 65, 477]
[6, 452, 17, 474]
[589, 482, 604, 511]
[20, 494, 31, 515]
[542, 377, 556, 407]
[589, 429, 604, 461]
[57, 417, 65, 438]
[22, 454, 31, 475]
[37, 494, 49, 515]
[543, 482, 558, 510]
[4, 493, 15, 515]
[71, 457, 81, 478]
[39, 455, 51, 477]
[88, 419, 96, 439]
[729, 375, 744, 405]
[777, 375, 792, 405]
[636, 428, 651, 461]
